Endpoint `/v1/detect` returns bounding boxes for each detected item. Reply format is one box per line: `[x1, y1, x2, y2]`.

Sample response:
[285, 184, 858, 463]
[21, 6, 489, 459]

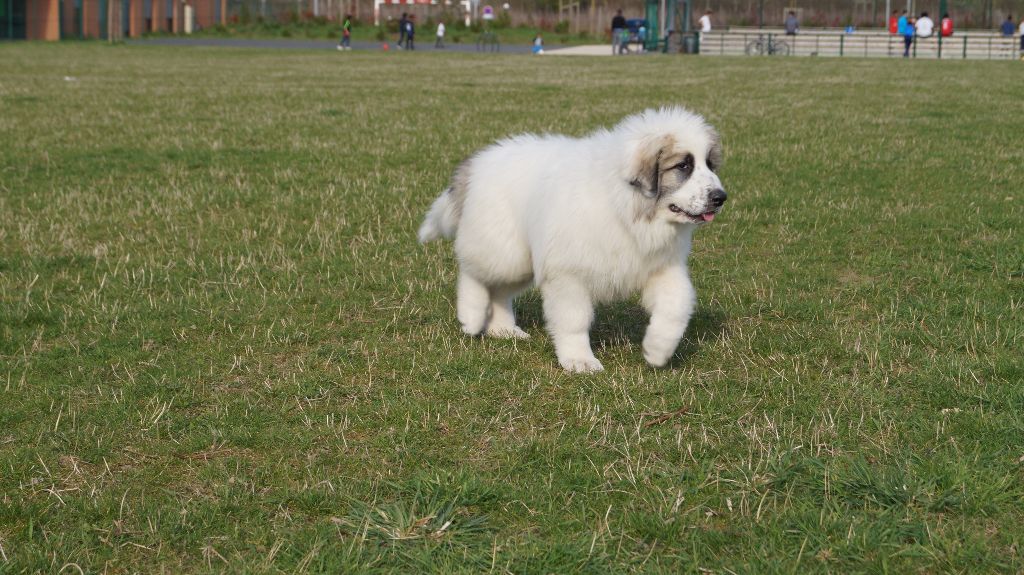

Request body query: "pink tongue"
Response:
[701, 212, 716, 222]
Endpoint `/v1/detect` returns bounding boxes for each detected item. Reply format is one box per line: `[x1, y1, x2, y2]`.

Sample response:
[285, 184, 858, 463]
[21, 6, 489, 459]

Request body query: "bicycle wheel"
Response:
[745, 40, 763, 56]
[772, 40, 790, 56]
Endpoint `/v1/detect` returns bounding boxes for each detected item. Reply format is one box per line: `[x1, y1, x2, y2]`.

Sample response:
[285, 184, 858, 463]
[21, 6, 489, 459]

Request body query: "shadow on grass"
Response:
[514, 289, 729, 367]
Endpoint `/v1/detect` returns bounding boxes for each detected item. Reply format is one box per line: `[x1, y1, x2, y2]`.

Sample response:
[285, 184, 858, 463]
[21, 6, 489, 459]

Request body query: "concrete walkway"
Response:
[544, 44, 618, 56]
[130, 37, 534, 54]
[128, 37, 630, 56]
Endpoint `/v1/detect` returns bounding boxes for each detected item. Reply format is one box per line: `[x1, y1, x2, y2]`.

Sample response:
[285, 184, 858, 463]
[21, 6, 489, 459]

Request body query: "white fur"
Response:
[420, 107, 725, 372]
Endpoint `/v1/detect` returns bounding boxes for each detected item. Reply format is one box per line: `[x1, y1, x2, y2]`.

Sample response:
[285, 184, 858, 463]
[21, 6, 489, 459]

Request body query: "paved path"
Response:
[128, 37, 622, 56]
[129, 37, 534, 54]
[544, 44, 627, 56]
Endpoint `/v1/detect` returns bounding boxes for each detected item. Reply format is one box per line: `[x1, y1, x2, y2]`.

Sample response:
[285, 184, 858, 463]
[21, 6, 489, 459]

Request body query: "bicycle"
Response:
[745, 34, 790, 56]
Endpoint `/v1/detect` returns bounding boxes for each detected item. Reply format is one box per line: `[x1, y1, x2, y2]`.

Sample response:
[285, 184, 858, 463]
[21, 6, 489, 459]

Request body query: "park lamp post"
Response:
[937, 0, 947, 55]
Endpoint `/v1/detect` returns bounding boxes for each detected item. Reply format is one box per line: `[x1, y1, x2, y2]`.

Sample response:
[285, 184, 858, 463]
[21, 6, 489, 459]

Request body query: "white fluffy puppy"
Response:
[418, 107, 726, 372]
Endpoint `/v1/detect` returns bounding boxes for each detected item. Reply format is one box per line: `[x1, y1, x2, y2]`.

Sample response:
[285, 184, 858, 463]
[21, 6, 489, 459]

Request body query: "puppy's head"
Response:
[623, 108, 725, 225]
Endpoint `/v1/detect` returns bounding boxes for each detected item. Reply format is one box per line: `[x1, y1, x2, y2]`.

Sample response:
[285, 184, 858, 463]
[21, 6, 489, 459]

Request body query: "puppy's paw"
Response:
[643, 348, 672, 368]
[461, 324, 484, 337]
[487, 326, 530, 339]
[642, 335, 678, 368]
[559, 356, 604, 373]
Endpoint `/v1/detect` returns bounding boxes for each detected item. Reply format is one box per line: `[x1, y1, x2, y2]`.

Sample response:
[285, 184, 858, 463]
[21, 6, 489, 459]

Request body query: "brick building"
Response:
[1, 0, 227, 40]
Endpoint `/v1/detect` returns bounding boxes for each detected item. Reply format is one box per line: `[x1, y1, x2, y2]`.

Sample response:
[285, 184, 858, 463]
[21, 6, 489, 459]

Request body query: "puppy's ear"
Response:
[706, 129, 723, 172]
[628, 135, 675, 199]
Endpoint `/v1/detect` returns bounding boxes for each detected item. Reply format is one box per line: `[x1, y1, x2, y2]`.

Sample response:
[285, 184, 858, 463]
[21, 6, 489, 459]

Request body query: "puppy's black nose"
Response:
[708, 189, 727, 208]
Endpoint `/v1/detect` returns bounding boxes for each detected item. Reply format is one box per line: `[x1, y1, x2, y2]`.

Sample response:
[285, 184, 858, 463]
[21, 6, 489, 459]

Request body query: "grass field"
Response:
[1, 43, 1023, 573]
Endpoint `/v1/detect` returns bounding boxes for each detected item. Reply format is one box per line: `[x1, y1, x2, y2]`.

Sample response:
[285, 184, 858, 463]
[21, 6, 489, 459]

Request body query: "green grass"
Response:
[1, 43, 1022, 573]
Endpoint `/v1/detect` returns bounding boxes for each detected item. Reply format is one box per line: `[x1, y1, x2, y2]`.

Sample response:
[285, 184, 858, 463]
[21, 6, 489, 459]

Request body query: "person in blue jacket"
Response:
[1000, 15, 1015, 36]
[898, 10, 914, 57]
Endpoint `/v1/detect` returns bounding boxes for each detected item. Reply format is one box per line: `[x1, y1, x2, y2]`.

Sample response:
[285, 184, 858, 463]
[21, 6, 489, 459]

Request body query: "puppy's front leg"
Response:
[641, 266, 695, 368]
[541, 277, 603, 373]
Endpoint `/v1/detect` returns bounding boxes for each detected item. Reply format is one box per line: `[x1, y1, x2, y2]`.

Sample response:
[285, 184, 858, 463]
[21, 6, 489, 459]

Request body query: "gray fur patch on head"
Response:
[629, 135, 676, 201]
[656, 153, 693, 191]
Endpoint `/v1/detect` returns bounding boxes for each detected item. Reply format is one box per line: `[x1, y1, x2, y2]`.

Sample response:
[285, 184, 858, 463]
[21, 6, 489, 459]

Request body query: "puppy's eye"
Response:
[707, 160, 717, 172]
[675, 154, 694, 175]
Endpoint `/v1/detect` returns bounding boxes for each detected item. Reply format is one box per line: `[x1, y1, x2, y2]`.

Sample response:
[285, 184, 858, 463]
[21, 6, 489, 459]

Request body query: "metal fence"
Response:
[699, 29, 1022, 60]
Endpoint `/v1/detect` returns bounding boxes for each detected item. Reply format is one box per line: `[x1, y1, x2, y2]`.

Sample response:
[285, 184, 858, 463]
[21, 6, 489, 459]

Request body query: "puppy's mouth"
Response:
[669, 204, 718, 223]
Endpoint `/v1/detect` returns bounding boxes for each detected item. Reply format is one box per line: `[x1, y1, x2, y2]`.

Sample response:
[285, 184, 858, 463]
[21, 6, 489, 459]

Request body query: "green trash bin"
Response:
[682, 32, 700, 53]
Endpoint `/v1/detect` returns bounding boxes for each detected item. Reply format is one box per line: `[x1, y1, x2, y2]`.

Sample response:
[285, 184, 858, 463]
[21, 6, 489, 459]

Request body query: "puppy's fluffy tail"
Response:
[418, 188, 460, 243]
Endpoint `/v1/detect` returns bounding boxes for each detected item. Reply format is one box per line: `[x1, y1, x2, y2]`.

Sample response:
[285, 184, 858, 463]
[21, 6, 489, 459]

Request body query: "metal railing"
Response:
[699, 29, 1021, 60]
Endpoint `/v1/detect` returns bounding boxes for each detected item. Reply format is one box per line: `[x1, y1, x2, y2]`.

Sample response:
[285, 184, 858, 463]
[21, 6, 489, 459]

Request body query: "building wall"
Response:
[81, 0, 99, 36]
[192, 0, 211, 28]
[25, 0, 60, 39]
[150, 0, 161, 31]
[61, 0, 75, 37]
[171, 0, 181, 33]
[129, 0, 144, 35]
[12, 0, 225, 39]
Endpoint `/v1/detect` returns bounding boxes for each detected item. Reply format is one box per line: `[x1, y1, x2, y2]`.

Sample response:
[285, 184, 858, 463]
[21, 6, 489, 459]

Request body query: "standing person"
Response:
[397, 12, 408, 49]
[532, 32, 544, 54]
[1019, 17, 1024, 58]
[915, 12, 933, 38]
[405, 15, 415, 50]
[1001, 15, 1015, 36]
[940, 13, 953, 37]
[337, 14, 352, 50]
[784, 11, 799, 35]
[435, 20, 446, 48]
[620, 27, 631, 54]
[889, 10, 899, 34]
[611, 9, 626, 54]
[698, 10, 712, 33]
[898, 10, 913, 57]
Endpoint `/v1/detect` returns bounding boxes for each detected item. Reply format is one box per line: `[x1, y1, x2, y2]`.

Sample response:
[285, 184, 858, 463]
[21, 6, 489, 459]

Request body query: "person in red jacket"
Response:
[889, 10, 899, 34]
[940, 13, 953, 37]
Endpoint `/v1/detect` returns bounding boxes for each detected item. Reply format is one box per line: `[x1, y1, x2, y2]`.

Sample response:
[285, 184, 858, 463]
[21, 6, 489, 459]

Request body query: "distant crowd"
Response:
[891, 10, 948, 57]
[889, 9, 1024, 57]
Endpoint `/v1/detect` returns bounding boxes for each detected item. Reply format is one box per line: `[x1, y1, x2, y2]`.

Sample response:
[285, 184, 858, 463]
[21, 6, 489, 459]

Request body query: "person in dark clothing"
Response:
[397, 12, 408, 49]
[405, 15, 415, 50]
[611, 9, 626, 54]
[784, 11, 798, 35]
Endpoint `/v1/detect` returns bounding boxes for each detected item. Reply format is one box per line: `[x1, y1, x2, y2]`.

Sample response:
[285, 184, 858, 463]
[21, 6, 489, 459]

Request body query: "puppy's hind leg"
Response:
[541, 277, 603, 373]
[486, 282, 531, 339]
[456, 270, 491, 333]
[457, 272, 491, 336]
